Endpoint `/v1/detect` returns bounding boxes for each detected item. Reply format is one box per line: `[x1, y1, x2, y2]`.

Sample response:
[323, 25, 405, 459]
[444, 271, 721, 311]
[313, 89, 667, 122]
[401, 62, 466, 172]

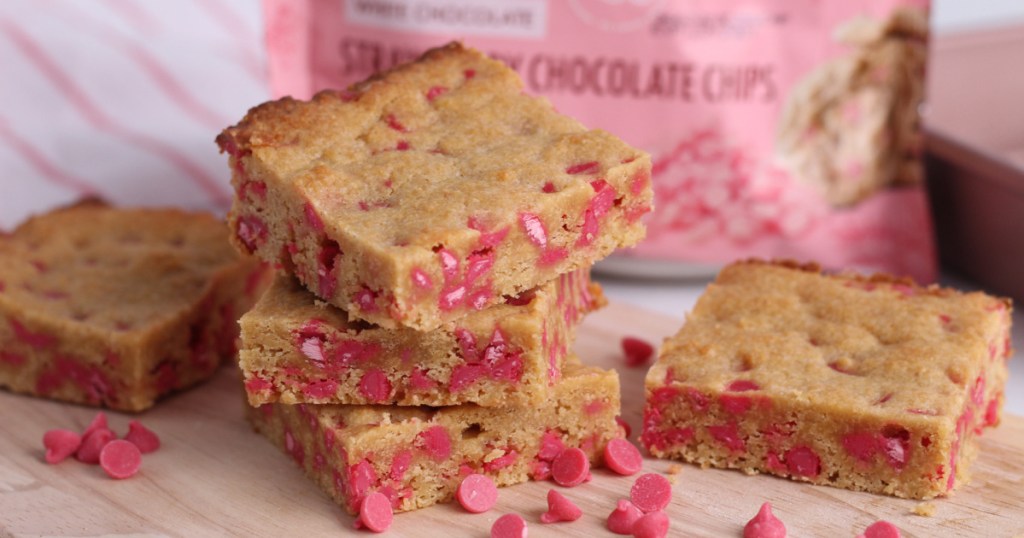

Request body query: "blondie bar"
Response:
[0, 201, 269, 411]
[642, 260, 1012, 499]
[246, 357, 621, 514]
[217, 42, 652, 331]
[239, 269, 602, 407]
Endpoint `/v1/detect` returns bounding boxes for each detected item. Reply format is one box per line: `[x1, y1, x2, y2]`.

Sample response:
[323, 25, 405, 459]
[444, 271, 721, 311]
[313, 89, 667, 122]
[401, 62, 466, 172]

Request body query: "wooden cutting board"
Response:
[1, 303, 1022, 537]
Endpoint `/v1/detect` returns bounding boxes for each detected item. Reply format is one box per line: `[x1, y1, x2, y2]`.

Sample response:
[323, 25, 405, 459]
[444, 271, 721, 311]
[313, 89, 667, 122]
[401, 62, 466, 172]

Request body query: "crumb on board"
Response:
[664, 464, 685, 484]
[912, 502, 936, 517]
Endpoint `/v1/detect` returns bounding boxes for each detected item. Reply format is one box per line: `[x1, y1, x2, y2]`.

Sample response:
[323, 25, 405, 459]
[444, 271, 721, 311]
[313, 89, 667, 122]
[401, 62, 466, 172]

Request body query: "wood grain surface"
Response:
[1, 302, 1022, 537]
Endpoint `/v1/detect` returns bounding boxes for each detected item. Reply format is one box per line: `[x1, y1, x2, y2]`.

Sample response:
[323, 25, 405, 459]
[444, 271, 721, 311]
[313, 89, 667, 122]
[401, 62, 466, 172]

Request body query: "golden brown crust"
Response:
[217, 41, 652, 330]
[216, 42, 500, 156]
[735, 258, 1012, 307]
[643, 259, 1013, 499]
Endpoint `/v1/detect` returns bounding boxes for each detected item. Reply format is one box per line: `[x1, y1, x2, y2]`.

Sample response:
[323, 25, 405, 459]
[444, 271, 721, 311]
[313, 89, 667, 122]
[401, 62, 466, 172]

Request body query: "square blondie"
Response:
[239, 269, 603, 407]
[0, 201, 269, 411]
[247, 356, 621, 514]
[217, 42, 652, 331]
[642, 259, 1012, 499]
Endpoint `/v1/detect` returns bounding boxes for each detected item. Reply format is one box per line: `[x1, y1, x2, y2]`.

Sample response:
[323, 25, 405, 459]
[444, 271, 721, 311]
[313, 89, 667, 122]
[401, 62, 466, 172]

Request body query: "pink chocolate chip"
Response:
[99, 439, 142, 479]
[607, 499, 644, 534]
[483, 450, 518, 472]
[858, 520, 901, 538]
[630, 473, 672, 513]
[355, 491, 393, 533]
[727, 380, 761, 392]
[551, 447, 590, 487]
[410, 267, 433, 291]
[10, 319, 56, 348]
[519, 212, 549, 249]
[616, 416, 633, 438]
[304, 202, 325, 231]
[389, 451, 412, 481]
[632, 510, 669, 538]
[842, 432, 878, 462]
[707, 423, 745, 452]
[491, 513, 528, 538]
[358, 369, 392, 403]
[353, 287, 379, 313]
[880, 426, 910, 471]
[76, 428, 116, 464]
[241, 375, 270, 391]
[416, 425, 452, 461]
[426, 85, 448, 101]
[385, 113, 407, 133]
[43, 429, 82, 464]
[82, 412, 108, 439]
[456, 473, 498, 513]
[744, 502, 786, 538]
[566, 161, 600, 175]
[302, 379, 339, 399]
[409, 368, 438, 390]
[296, 326, 327, 367]
[124, 420, 161, 454]
[235, 215, 267, 252]
[622, 337, 655, 367]
[540, 489, 582, 523]
[604, 438, 643, 476]
[538, 431, 566, 461]
[785, 446, 821, 478]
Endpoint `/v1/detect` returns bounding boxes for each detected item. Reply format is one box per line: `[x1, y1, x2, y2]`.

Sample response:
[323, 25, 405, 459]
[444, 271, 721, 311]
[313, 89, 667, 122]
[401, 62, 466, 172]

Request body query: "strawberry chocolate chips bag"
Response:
[264, 0, 935, 281]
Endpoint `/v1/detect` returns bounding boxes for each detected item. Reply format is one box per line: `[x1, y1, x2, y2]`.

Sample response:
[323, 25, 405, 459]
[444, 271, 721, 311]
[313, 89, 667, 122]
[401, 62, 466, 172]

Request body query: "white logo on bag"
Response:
[344, 0, 548, 38]
[568, 0, 665, 33]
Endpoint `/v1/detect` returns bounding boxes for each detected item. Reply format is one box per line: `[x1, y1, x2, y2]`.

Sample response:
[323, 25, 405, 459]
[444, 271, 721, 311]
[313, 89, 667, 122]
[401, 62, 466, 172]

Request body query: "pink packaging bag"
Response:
[264, 0, 936, 282]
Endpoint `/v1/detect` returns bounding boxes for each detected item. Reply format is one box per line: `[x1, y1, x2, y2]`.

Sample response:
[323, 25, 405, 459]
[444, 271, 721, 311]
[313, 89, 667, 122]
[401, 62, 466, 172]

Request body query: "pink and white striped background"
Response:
[0, 0, 270, 230]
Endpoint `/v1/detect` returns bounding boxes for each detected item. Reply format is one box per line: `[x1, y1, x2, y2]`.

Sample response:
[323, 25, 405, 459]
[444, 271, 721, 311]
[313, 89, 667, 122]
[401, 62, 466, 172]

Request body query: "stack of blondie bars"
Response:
[216, 43, 654, 515]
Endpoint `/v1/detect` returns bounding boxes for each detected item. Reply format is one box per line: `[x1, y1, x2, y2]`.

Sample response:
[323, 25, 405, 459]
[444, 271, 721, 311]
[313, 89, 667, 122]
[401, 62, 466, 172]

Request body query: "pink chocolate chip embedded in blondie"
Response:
[246, 356, 621, 514]
[642, 259, 1013, 499]
[0, 201, 270, 411]
[239, 269, 602, 407]
[217, 42, 652, 331]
